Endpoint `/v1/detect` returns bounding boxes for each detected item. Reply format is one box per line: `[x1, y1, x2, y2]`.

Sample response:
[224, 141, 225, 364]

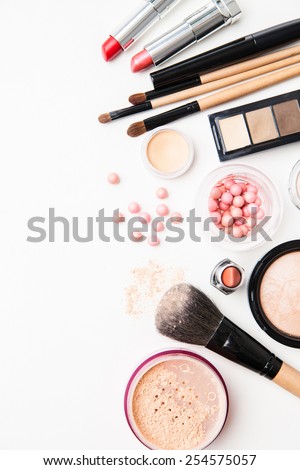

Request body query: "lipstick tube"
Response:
[101, 0, 182, 61]
[131, 0, 241, 71]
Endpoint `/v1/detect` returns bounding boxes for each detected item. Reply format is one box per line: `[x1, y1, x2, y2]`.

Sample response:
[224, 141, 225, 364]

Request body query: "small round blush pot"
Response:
[142, 128, 194, 179]
[211, 259, 245, 295]
[124, 350, 228, 450]
[249, 240, 300, 348]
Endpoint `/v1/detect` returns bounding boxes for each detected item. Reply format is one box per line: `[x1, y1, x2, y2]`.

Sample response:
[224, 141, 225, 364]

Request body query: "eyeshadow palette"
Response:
[209, 90, 300, 161]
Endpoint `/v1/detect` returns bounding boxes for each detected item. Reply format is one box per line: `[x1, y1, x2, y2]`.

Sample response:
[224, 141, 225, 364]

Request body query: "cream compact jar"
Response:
[124, 350, 228, 450]
[142, 128, 194, 178]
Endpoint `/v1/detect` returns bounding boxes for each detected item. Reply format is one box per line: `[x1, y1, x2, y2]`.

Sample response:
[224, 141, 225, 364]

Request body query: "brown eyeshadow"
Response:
[246, 107, 279, 144]
[273, 100, 300, 136]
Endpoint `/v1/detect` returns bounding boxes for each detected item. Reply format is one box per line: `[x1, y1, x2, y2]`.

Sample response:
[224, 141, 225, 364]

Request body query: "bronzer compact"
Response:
[248, 240, 300, 348]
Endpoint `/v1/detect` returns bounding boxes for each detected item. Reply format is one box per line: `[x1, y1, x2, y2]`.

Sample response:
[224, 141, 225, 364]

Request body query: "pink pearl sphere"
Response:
[154, 222, 165, 232]
[231, 207, 243, 218]
[255, 197, 262, 206]
[210, 211, 221, 225]
[257, 209, 265, 219]
[234, 217, 245, 226]
[247, 184, 258, 194]
[221, 214, 234, 228]
[224, 179, 235, 190]
[107, 172, 120, 184]
[246, 217, 257, 228]
[244, 192, 257, 203]
[240, 225, 249, 236]
[148, 236, 160, 247]
[140, 212, 151, 223]
[230, 184, 243, 196]
[239, 182, 247, 193]
[170, 212, 183, 224]
[156, 204, 169, 216]
[218, 185, 226, 194]
[243, 205, 250, 217]
[233, 196, 245, 208]
[208, 198, 219, 212]
[132, 232, 143, 241]
[156, 187, 168, 199]
[232, 226, 244, 238]
[221, 192, 233, 205]
[128, 202, 141, 214]
[219, 202, 230, 211]
[210, 187, 222, 200]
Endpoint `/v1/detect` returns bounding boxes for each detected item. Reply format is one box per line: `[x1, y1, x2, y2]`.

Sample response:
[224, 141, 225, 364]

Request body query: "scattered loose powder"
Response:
[125, 260, 185, 316]
[131, 358, 227, 450]
[260, 252, 300, 337]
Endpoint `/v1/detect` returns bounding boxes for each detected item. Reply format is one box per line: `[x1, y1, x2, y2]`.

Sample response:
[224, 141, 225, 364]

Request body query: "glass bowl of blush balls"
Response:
[196, 164, 283, 251]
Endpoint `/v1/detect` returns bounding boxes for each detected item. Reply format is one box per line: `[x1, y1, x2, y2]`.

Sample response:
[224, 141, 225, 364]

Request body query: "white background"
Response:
[0, 0, 299, 451]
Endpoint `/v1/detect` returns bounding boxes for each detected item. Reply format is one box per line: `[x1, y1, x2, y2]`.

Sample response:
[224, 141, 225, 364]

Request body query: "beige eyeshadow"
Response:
[273, 100, 300, 136]
[146, 130, 190, 174]
[218, 115, 251, 151]
[246, 107, 279, 144]
[260, 252, 300, 337]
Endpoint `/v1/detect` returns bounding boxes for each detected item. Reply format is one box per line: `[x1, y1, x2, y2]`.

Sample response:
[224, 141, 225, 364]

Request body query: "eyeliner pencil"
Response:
[99, 51, 300, 123]
[130, 44, 300, 104]
[127, 63, 300, 137]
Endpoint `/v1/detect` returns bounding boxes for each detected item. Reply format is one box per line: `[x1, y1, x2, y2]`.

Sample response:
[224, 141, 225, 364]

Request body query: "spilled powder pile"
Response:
[125, 260, 185, 316]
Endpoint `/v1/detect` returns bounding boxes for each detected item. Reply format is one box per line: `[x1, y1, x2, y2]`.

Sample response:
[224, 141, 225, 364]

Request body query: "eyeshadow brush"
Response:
[130, 44, 300, 105]
[99, 53, 300, 124]
[156, 284, 300, 398]
[127, 63, 300, 137]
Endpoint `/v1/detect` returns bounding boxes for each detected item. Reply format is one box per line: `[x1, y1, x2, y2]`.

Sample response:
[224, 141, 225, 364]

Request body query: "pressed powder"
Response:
[218, 114, 251, 151]
[125, 351, 228, 450]
[143, 128, 194, 178]
[249, 240, 300, 347]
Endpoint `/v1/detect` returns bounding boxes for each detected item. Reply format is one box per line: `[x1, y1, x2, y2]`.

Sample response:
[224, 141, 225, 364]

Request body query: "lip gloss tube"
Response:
[131, 0, 241, 72]
[101, 0, 182, 61]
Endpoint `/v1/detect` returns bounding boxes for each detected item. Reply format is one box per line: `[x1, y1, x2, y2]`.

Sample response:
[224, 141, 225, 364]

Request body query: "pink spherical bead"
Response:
[218, 185, 226, 194]
[156, 187, 168, 199]
[243, 205, 250, 217]
[128, 202, 141, 214]
[210, 187, 222, 200]
[221, 192, 233, 205]
[148, 236, 160, 247]
[224, 179, 235, 190]
[170, 212, 183, 224]
[247, 184, 258, 194]
[156, 204, 169, 216]
[219, 202, 230, 211]
[208, 198, 219, 212]
[132, 232, 143, 241]
[233, 196, 245, 208]
[244, 192, 257, 203]
[154, 222, 165, 232]
[230, 207, 243, 218]
[139, 212, 151, 223]
[230, 184, 243, 196]
[107, 172, 120, 185]
[257, 209, 265, 220]
[234, 218, 245, 226]
[210, 211, 222, 225]
[246, 217, 257, 228]
[255, 197, 262, 207]
[221, 214, 234, 228]
[239, 182, 247, 193]
[240, 225, 249, 236]
[232, 226, 244, 238]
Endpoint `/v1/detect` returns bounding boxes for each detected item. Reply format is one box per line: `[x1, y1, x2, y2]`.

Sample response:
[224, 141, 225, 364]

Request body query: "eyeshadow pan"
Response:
[273, 100, 300, 136]
[218, 114, 251, 151]
[246, 107, 279, 144]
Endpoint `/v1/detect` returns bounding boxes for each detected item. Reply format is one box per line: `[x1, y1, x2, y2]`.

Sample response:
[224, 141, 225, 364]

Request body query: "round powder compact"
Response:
[249, 239, 300, 348]
[124, 350, 228, 450]
[142, 128, 194, 179]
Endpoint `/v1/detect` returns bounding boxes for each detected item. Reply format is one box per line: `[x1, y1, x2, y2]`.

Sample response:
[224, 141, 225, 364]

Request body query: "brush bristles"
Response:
[127, 121, 146, 137]
[98, 113, 112, 124]
[155, 284, 223, 346]
[128, 93, 147, 105]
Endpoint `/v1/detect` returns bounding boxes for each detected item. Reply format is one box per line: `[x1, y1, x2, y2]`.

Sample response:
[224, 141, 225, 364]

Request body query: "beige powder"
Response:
[125, 260, 185, 316]
[146, 130, 190, 174]
[219, 114, 251, 151]
[260, 252, 300, 337]
[132, 359, 226, 450]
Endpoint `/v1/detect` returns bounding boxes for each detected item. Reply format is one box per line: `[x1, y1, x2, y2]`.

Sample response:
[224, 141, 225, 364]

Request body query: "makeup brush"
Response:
[127, 63, 300, 137]
[99, 54, 300, 124]
[129, 44, 300, 105]
[156, 284, 300, 398]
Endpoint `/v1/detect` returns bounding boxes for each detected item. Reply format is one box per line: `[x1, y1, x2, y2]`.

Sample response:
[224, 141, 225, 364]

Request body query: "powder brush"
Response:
[127, 63, 300, 137]
[156, 284, 300, 398]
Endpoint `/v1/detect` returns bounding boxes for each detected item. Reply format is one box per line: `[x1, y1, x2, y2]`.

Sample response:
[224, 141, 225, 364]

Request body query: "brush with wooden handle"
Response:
[156, 284, 300, 398]
[127, 63, 300, 137]
[99, 53, 300, 123]
[129, 44, 300, 105]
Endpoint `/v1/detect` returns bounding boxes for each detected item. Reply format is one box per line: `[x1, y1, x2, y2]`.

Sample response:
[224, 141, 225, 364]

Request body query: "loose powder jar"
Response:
[124, 350, 228, 450]
[249, 240, 300, 348]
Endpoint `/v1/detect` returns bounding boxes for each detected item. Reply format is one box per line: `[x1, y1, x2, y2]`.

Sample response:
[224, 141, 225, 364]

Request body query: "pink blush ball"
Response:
[107, 172, 120, 184]
[156, 187, 168, 199]
[221, 192, 233, 205]
[233, 196, 245, 208]
[244, 192, 257, 203]
[224, 179, 235, 190]
[232, 226, 244, 238]
[170, 212, 183, 224]
[221, 214, 234, 228]
[128, 202, 141, 214]
[247, 184, 258, 194]
[210, 211, 221, 225]
[208, 198, 219, 212]
[219, 202, 230, 211]
[139, 212, 151, 223]
[210, 187, 222, 200]
[154, 222, 165, 232]
[156, 204, 169, 216]
[230, 184, 243, 196]
[230, 207, 243, 218]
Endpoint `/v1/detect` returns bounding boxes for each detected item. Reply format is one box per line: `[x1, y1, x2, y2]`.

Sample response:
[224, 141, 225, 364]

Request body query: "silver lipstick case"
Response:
[145, 0, 242, 65]
[113, 0, 182, 50]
